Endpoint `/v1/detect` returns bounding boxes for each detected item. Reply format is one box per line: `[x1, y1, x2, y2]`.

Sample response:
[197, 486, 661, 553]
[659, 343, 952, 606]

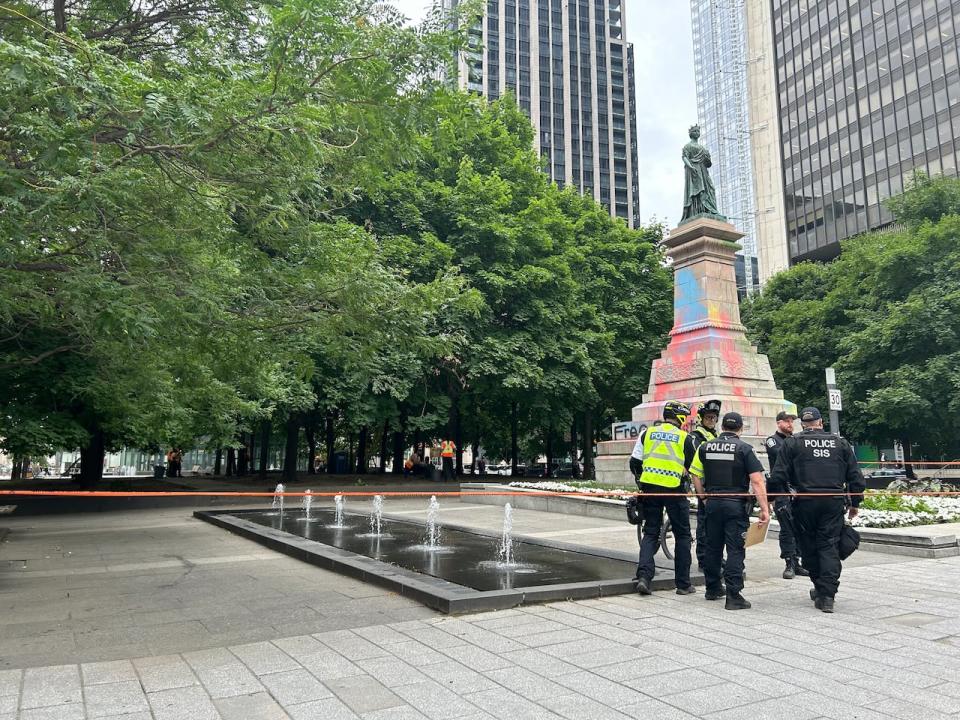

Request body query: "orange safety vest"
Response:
[440, 440, 455, 458]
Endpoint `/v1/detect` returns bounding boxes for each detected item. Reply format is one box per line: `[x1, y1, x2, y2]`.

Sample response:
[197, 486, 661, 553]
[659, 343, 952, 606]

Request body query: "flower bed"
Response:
[507, 480, 632, 498]
[854, 493, 960, 528]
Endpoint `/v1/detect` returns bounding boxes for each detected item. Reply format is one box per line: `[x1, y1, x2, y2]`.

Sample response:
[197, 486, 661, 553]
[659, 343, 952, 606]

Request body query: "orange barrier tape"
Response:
[1, 489, 959, 499]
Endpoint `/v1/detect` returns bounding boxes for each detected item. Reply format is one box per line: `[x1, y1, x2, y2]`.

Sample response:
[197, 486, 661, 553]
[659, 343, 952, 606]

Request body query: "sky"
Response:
[389, 0, 698, 229]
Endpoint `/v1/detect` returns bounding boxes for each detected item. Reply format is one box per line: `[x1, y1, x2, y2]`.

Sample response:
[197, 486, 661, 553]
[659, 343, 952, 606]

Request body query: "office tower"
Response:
[754, 0, 960, 268]
[690, 0, 759, 294]
[452, 0, 641, 227]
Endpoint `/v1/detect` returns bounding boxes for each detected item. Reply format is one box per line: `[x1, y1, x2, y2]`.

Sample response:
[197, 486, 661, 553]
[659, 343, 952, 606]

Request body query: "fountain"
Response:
[271, 483, 286, 515]
[329, 494, 345, 528]
[299, 489, 314, 521]
[425, 495, 441, 548]
[497, 503, 514, 566]
[370, 495, 384, 536]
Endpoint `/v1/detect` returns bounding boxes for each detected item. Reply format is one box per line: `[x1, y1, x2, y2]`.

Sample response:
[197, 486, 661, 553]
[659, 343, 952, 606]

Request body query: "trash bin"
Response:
[153, 464, 166, 479]
[429, 464, 441, 482]
[334, 451, 348, 474]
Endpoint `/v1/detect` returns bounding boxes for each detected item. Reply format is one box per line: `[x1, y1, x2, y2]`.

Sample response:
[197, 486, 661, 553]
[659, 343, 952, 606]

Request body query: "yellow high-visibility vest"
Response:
[440, 441, 455, 458]
[638, 422, 688, 488]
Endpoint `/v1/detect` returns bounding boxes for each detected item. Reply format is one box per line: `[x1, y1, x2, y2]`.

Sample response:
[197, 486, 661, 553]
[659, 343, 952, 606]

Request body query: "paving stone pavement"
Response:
[2, 502, 960, 718]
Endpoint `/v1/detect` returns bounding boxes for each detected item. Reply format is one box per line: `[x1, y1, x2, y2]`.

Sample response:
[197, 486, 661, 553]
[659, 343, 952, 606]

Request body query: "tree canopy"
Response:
[743, 173, 960, 460]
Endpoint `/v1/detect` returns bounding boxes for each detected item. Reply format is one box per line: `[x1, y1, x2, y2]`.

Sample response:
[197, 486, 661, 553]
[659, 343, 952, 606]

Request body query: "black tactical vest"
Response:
[701, 433, 750, 493]
[791, 429, 846, 491]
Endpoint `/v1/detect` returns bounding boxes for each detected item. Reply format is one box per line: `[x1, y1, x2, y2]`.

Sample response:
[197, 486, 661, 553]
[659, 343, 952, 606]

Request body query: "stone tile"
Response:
[81, 660, 138, 686]
[132, 654, 200, 693]
[18, 704, 86, 720]
[286, 696, 361, 720]
[553, 671, 648, 708]
[147, 685, 221, 720]
[617, 698, 702, 720]
[0, 670, 21, 696]
[391, 681, 482, 720]
[591, 658, 687, 683]
[482, 667, 567, 701]
[360, 708, 430, 720]
[325, 674, 405, 714]
[386, 641, 449, 666]
[849, 677, 960, 714]
[563, 645, 649, 669]
[422, 664, 498, 695]
[215, 692, 291, 720]
[313, 631, 390, 662]
[436, 644, 514, 672]
[85, 681, 150, 717]
[230, 641, 301, 676]
[297, 649, 365, 682]
[498, 649, 581, 678]
[537, 694, 634, 720]
[660, 683, 777, 716]
[356, 658, 429, 689]
[627, 667, 724, 697]
[461, 687, 563, 720]
[183, 647, 265, 698]
[261, 669, 332, 706]
[701, 696, 821, 720]
[21, 665, 82, 710]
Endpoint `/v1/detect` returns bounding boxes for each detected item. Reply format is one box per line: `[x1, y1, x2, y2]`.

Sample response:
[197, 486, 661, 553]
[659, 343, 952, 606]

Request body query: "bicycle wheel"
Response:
[659, 511, 675, 560]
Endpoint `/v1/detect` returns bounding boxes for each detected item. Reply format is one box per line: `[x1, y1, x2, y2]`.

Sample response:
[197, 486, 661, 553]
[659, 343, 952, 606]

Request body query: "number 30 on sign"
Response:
[828, 389, 843, 411]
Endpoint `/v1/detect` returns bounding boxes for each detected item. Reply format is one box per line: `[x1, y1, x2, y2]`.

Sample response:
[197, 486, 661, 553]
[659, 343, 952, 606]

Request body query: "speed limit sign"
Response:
[828, 389, 843, 411]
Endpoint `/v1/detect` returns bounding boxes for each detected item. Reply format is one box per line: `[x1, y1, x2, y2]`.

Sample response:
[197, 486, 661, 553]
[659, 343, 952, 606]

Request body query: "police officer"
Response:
[630, 400, 698, 596]
[691, 400, 721, 570]
[765, 410, 809, 580]
[689, 412, 769, 610]
[768, 407, 865, 613]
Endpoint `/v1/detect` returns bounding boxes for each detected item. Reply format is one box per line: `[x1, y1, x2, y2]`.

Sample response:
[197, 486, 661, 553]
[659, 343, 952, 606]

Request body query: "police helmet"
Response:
[663, 400, 692, 426]
[698, 399, 722, 417]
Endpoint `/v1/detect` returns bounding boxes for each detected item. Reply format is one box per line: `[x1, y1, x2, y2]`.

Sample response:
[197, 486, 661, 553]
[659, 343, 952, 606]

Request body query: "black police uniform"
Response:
[696, 432, 764, 597]
[765, 431, 799, 564]
[691, 425, 717, 570]
[769, 428, 865, 602]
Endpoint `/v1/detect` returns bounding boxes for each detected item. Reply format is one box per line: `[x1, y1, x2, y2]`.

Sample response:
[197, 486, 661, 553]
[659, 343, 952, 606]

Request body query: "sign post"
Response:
[825, 367, 841, 436]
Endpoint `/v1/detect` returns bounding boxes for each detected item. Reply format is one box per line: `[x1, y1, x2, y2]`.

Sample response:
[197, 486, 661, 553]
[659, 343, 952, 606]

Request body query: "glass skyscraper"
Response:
[770, 0, 960, 263]
[451, 0, 641, 227]
[690, 0, 759, 293]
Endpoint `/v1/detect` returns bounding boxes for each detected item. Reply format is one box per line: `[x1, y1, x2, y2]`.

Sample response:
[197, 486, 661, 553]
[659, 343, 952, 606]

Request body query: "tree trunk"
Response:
[283, 416, 299, 483]
[582, 411, 594, 480]
[53, 0, 67, 32]
[570, 418, 581, 478]
[226, 447, 236, 476]
[545, 424, 554, 477]
[11, 457, 23, 482]
[79, 425, 106, 486]
[238, 433, 249, 475]
[258, 420, 271, 479]
[392, 429, 404, 474]
[306, 424, 317, 474]
[348, 431, 355, 474]
[356, 426, 368, 474]
[471, 438, 479, 475]
[325, 415, 335, 474]
[379, 420, 389, 473]
[510, 400, 519, 476]
[454, 401, 463, 477]
[214, 448, 223, 475]
[901, 435, 917, 480]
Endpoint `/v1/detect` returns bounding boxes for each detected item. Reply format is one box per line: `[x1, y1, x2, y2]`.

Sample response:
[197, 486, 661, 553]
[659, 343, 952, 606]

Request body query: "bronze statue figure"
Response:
[680, 124, 725, 224]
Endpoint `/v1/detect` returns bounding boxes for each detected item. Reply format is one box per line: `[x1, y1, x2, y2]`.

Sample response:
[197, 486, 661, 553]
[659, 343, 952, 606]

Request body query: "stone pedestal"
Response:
[595, 217, 796, 486]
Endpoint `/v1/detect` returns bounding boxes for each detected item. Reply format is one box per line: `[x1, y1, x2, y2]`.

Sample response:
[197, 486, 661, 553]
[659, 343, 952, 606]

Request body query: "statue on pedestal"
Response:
[680, 125, 725, 224]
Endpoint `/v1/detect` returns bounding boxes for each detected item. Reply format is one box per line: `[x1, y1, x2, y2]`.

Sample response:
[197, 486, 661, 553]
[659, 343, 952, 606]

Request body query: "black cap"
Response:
[721, 411, 743, 430]
[776, 410, 797, 421]
[800, 407, 822, 422]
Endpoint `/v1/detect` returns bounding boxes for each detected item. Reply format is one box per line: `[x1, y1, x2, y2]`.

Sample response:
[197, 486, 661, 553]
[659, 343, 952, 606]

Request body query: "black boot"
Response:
[725, 592, 751, 610]
[793, 559, 809, 577]
[782, 560, 795, 580]
[704, 588, 724, 601]
[809, 588, 818, 604]
[815, 596, 835, 613]
[636, 577, 652, 595]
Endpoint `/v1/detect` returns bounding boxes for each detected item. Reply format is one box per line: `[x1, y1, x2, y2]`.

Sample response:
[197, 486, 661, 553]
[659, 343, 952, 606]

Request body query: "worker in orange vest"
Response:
[440, 439, 456, 482]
